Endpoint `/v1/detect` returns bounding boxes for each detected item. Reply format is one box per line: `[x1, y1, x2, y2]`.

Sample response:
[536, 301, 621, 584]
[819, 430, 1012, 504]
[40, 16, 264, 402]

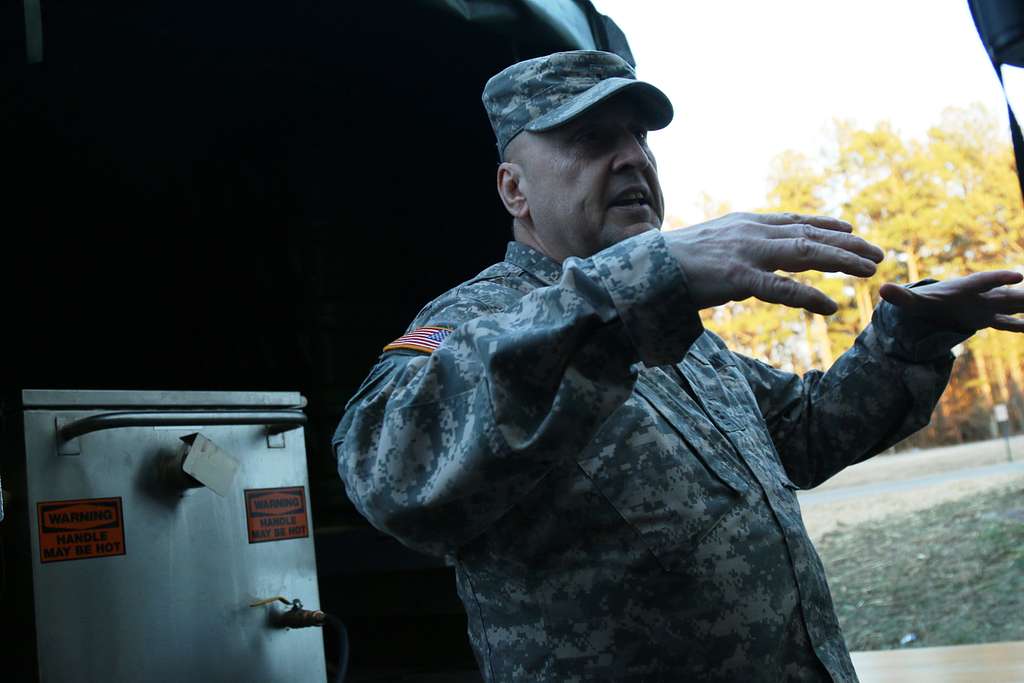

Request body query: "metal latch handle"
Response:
[58, 410, 307, 443]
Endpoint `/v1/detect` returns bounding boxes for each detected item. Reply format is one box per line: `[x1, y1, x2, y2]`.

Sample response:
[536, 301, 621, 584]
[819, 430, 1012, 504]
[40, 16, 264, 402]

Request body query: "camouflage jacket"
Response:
[334, 230, 965, 682]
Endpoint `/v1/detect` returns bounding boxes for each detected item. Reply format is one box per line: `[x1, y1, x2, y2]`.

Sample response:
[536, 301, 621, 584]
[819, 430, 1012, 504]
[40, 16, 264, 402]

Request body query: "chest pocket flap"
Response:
[575, 378, 751, 570]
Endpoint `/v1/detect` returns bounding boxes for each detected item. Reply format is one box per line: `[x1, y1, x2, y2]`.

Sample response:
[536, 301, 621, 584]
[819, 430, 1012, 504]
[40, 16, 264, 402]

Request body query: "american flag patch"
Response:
[383, 326, 454, 354]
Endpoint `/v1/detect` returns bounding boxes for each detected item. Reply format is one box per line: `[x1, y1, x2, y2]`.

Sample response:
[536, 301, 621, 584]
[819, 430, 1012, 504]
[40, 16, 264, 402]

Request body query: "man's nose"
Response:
[611, 132, 652, 173]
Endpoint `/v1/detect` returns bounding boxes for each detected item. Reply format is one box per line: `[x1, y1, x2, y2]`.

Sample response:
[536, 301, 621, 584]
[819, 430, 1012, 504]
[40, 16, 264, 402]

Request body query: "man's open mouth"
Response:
[609, 189, 649, 208]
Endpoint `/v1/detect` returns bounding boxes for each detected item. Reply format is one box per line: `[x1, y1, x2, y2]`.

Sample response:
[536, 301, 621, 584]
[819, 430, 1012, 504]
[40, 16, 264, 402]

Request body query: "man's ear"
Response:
[496, 162, 529, 219]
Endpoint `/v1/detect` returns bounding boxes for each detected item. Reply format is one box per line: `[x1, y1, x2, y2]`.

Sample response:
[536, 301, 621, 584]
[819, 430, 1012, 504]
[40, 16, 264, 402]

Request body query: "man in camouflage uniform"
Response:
[334, 51, 1024, 681]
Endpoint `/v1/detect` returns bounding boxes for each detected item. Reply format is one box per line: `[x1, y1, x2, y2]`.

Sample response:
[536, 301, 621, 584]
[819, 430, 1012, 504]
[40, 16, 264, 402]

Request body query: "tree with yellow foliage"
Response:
[701, 105, 1024, 446]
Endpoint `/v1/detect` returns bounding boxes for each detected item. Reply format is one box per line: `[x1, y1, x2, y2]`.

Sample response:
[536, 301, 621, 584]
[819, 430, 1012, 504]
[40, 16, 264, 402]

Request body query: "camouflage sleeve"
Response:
[729, 285, 972, 488]
[334, 230, 704, 557]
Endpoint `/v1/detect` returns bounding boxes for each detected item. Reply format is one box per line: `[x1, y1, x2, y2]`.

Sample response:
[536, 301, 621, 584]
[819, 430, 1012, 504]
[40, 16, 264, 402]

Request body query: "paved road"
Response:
[810, 435, 1024, 492]
[797, 461, 1024, 507]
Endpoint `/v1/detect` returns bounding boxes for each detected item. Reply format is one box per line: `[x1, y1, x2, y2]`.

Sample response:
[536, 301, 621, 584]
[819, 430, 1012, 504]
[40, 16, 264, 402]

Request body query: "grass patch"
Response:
[815, 479, 1024, 651]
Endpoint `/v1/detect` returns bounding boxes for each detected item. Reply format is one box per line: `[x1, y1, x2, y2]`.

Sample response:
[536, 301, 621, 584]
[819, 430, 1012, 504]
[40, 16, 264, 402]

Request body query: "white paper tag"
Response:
[182, 434, 240, 497]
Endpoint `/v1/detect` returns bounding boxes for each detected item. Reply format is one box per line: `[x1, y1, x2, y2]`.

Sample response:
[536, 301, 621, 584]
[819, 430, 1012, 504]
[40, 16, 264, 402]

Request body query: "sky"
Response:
[590, 0, 1011, 225]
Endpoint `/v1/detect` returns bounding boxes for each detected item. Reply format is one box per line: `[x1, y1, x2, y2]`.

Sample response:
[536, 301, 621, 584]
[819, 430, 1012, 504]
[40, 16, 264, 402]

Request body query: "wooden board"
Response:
[852, 641, 1024, 682]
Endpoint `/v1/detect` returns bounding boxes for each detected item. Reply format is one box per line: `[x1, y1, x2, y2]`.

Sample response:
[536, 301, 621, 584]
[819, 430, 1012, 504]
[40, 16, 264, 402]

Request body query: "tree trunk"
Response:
[1008, 342, 1024, 394]
[994, 348, 1010, 404]
[974, 342, 997, 438]
[855, 280, 873, 330]
[811, 313, 834, 368]
[906, 249, 921, 283]
[1008, 343, 1024, 432]
[974, 342, 995, 406]
[934, 397, 956, 444]
[801, 311, 815, 374]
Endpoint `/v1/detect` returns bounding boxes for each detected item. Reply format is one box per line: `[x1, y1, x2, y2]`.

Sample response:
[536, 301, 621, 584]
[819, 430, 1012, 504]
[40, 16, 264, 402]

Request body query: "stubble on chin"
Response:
[602, 221, 658, 250]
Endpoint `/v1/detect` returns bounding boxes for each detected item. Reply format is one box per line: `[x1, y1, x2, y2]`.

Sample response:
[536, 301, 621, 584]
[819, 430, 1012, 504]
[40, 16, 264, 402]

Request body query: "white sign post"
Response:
[994, 403, 1013, 462]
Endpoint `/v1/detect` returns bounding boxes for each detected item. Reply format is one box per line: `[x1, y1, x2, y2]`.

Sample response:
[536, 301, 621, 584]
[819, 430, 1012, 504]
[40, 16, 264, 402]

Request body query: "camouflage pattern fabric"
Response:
[481, 50, 673, 158]
[334, 230, 965, 682]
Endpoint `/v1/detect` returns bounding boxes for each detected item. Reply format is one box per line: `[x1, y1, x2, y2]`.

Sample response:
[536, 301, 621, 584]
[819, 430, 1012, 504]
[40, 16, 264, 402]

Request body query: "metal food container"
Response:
[1, 389, 326, 682]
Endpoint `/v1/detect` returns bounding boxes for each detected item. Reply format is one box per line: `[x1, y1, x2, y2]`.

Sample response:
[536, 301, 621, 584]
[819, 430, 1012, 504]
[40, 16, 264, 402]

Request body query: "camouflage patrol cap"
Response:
[482, 50, 673, 158]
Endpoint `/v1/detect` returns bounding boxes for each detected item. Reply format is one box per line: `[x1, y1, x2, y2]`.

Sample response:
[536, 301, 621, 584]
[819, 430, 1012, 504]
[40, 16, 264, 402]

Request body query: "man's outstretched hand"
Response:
[879, 271, 1024, 333]
[664, 212, 884, 315]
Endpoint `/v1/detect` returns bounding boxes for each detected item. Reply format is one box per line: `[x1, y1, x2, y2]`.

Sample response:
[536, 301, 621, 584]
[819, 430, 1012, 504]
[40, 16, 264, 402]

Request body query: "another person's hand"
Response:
[879, 271, 1024, 333]
[663, 212, 884, 315]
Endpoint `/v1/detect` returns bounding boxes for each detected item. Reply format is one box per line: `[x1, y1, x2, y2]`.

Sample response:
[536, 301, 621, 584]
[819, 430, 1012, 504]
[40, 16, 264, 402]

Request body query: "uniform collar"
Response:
[504, 241, 562, 286]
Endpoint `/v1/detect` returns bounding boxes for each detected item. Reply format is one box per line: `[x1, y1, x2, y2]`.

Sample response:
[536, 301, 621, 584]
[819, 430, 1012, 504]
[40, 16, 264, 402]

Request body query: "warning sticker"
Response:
[37, 497, 126, 564]
[244, 486, 309, 543]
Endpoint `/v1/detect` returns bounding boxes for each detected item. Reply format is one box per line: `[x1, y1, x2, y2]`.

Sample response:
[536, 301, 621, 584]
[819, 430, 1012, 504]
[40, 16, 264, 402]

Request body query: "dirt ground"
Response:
[798, 440, 1024, 652]
[816, 480, 1024, 651]
[798, 435, 1024, 542]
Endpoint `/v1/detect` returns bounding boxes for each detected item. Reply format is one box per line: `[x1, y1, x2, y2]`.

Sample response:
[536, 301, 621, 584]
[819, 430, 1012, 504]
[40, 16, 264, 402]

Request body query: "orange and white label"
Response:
[244, 486, 309, 543]
[37, 497, 126, 563]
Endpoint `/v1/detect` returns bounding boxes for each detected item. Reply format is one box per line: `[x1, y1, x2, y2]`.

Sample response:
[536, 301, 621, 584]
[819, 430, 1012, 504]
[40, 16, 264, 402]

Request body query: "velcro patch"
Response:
[383, 326, 454, 354]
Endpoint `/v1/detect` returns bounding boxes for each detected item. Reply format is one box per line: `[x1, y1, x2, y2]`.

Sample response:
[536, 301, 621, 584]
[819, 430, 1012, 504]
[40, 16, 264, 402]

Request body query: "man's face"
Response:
[506, 96, 665, 261]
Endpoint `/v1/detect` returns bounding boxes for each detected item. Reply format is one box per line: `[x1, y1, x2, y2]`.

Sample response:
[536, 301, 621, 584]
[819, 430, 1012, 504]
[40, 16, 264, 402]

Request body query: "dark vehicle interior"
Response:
[2, 1, 1022, 680]
[2, 1, 632, 679]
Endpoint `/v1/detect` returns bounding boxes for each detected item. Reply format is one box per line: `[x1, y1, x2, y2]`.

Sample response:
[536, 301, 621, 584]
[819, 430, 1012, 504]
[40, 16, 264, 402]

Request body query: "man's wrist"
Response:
[587, 230, 704, 367]
[874, 279, 973, 362]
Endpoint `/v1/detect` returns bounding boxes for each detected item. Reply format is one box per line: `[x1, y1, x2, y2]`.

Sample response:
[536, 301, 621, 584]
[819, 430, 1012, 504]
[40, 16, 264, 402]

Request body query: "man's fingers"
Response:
[991, 314, 1024, 333]
[985, 286, 1024, 314]
[878, 283, 916, 307]
[752, 212, 853, 233]
[749, 271, 838, 315]
[960, 270, 1024, 293]
[773, 224, 884, 263]
[768, 239, 878, 277]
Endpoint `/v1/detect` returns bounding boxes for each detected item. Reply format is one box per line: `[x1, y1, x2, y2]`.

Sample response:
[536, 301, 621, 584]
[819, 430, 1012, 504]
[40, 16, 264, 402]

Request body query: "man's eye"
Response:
[634, 129, 649, 143]
[575, 128, 602, 143]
